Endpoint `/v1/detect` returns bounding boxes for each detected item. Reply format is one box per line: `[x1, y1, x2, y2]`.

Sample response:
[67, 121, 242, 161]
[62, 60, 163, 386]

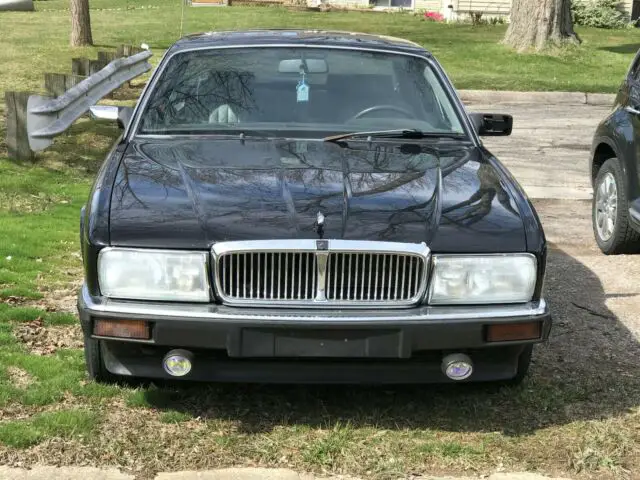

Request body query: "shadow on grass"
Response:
[600, 43, 640, 55]
[41, 120, 121, 173]
[143, 247, 640, 437]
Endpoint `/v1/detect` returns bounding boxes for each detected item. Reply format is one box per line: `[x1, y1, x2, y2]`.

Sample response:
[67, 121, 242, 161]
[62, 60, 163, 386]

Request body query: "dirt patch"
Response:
[14, 318, 83, 355]
[6, 367, 35, 390]
[2, 279, 81, 313]
[0, 192, 72, 215]
[32, 283, 81, 314]
[2, 296, 31, 306]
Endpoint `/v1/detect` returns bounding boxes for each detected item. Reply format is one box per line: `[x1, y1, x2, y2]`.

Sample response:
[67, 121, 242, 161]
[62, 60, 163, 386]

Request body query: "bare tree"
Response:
[504, 0, 580, 51]
[70, 0, 93, 47]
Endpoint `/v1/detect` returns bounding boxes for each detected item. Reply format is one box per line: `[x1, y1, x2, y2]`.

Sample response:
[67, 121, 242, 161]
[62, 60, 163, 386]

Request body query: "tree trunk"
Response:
[503, 0, 580, 51]
[70, 0, 93, 47]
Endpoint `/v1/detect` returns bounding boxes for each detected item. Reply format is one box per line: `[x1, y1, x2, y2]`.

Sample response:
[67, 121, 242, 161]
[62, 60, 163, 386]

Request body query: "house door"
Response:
[633, 0, 640, 20]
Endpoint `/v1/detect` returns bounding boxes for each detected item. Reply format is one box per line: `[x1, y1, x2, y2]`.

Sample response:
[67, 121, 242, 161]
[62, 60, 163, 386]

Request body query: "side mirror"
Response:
[469, 113, 513, 136]
[89, 105, 134, 130]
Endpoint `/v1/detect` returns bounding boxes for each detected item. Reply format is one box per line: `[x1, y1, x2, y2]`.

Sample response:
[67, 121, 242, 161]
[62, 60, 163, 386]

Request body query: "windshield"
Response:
[137, 47, 466, 138]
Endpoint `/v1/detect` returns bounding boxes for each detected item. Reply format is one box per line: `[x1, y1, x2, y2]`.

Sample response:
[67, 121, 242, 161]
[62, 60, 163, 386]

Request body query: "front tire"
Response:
[592, 158, 640, 254]
[83, 334, 117, 383]
[504, 344, 533, 386]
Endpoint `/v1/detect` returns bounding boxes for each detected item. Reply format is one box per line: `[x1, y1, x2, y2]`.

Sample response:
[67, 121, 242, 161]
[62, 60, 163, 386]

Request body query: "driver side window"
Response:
[629, 51, 640, 83]
[627, 50, 640, 107]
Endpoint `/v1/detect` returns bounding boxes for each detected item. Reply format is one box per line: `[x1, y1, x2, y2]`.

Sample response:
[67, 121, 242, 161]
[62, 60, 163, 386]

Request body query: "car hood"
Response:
[109, 137, 527, 252]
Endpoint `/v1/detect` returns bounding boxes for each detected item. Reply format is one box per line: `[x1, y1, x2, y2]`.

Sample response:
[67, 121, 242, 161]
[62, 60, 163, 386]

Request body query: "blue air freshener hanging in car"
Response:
[296, 71, 310, 103]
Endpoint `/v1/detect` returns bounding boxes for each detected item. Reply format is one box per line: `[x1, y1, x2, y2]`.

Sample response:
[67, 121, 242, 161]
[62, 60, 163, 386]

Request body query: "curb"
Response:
[0, 467, 575, 480]
[458, 89, 615, 106]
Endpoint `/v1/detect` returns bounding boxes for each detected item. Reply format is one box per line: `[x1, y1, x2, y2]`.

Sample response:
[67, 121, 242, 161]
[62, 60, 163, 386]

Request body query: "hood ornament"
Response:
[314, 211, 325, 239]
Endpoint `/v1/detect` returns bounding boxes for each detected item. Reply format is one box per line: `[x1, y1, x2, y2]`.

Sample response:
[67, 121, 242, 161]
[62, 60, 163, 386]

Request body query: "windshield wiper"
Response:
[140, 128, 272, 137]
[323, 129, 466, 143]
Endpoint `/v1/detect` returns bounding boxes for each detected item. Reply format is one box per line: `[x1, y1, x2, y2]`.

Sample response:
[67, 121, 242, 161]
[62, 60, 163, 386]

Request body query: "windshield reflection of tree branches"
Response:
[137, 48, 466, 137]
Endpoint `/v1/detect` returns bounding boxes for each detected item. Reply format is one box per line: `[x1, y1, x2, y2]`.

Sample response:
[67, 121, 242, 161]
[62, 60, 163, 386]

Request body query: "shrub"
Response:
[424, 11, 444, 22]
[572, 0, 630, 29]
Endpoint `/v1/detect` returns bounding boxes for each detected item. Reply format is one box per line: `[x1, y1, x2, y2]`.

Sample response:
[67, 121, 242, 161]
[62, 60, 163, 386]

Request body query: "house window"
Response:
[373, 0, 412, 7]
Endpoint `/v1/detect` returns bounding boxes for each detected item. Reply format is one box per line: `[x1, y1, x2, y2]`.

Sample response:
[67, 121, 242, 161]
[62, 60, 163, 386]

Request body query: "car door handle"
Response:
[625, 106, 640, 115]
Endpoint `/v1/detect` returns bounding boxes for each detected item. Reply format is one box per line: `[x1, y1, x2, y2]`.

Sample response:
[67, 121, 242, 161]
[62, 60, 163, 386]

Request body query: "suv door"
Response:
[622, 50, 640, 222]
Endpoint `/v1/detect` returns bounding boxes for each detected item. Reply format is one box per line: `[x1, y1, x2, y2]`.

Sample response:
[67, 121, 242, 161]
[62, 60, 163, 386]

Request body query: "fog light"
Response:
[442, 353, 473, 381]
[163, 349, 193, 377]
[94, 319, 150, 339]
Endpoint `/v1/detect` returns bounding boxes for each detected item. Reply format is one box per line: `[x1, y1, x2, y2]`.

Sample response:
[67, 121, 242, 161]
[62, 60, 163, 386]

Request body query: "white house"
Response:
[343, 0, 638, 21]
[192, 0, 639, 21]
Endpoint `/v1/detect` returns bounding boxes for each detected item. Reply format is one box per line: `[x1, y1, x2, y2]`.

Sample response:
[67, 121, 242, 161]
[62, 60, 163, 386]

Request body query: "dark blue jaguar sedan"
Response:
[78, 30, 550, 385]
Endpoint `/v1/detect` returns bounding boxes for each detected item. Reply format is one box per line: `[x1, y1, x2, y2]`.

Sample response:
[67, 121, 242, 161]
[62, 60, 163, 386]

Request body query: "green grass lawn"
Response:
[0, 1, 639, 478]
[1, 0, 640, 95]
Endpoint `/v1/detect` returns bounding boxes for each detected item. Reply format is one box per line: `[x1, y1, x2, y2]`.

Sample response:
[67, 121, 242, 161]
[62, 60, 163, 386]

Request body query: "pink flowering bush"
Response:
[424, 11, 445, 22]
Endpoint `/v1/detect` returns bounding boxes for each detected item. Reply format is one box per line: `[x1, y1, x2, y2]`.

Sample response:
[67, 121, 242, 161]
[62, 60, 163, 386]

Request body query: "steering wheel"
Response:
[350, 105, 417, 121]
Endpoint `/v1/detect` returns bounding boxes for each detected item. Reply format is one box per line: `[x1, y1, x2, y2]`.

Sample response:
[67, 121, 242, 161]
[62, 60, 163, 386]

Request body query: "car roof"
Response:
[170, 29, 430, 56]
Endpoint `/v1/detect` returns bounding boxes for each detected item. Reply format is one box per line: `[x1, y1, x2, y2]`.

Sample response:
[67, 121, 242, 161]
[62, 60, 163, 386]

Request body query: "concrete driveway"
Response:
[471, 103, 610, 201]
[471, 102, 640, 347]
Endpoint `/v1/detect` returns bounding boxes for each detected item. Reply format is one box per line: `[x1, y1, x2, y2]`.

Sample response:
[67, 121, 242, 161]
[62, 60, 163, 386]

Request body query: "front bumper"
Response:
[78, 285, 551, 383]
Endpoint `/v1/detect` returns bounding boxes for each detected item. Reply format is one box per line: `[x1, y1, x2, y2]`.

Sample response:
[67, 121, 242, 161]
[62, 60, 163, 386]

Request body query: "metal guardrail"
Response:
[26, 50, 153, 151]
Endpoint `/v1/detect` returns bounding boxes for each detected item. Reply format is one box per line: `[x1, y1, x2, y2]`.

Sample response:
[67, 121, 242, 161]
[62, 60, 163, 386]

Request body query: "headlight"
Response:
[98, 248, 210, 302]
[428, 254, 537, 305]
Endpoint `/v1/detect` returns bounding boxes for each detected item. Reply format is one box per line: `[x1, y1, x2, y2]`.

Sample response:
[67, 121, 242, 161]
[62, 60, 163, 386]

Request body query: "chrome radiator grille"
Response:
[326, 253, 424, 302]
[219, 252, 316, 300]
[213, 240, 429, 307]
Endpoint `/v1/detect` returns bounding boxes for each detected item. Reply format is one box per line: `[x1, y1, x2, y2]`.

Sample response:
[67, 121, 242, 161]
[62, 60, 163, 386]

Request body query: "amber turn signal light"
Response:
[486, 321, 541, 343]
[94, 319, 150, 339]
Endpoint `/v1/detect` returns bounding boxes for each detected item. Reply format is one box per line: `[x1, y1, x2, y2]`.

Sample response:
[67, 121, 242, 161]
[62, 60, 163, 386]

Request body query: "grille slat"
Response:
[243, 253, 247, 298]
[306, 254, 310, 300]
[217, 247, 425, 305]
[407, 256, 414, 296]
[257, 253, 261, 298]
[381, 255, 387, 300]
[340, 254, 345, 300]
[374, 254, 380, 301]
[354, 255, 360, 300]
[312, 254, 316, 298]
[400, 256, 406, 300]
[297, 254, 301, 299]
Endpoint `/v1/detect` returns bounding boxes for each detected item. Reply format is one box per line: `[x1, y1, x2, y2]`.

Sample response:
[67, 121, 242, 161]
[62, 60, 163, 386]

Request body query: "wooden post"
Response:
[97, 50, 117, 64]
[115, 45, 141, 88]
[44, 73, 86, 97]
[88, 60, 106, 75]
[5, 92, 35, 162]
[72, 57, 91, 76]
[65, 74, 86, 92]
[116, 45, 130, 58]
[116, 44, 143, 58]
[43, 73, 67, 97]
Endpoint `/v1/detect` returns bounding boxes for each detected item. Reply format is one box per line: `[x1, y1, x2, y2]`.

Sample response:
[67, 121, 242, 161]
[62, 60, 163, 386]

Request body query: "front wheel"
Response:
[83, 334, 117, 384]
[592, 158, 640, 254]
[503, 344, 533, 386]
